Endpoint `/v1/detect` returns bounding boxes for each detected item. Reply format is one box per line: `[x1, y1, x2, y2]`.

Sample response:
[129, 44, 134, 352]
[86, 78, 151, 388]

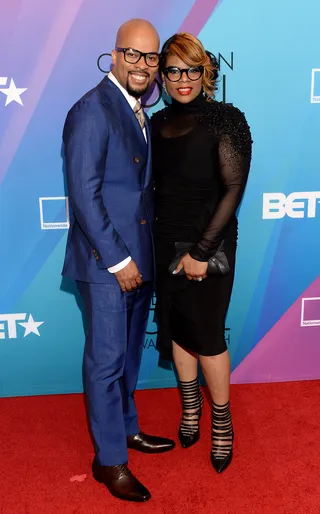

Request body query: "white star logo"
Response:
[18, 314, 44, 337]
[0, 78, 27, 106]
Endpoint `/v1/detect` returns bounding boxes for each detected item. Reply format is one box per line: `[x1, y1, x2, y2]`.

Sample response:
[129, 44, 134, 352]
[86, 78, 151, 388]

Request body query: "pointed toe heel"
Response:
[211, 401, 234, 474]
[211, 449, 233, 473]
[178, 377, 204, 449]
[178, 426, 200, 448]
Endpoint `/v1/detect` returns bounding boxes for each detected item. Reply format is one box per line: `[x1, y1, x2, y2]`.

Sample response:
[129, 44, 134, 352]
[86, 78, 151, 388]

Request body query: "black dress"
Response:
[151, 94, 252, 361]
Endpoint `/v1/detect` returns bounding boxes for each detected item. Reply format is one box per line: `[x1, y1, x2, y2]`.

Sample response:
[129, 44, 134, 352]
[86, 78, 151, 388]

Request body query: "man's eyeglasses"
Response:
[115, 47, 159, 67]
[163, 66, 204, 82]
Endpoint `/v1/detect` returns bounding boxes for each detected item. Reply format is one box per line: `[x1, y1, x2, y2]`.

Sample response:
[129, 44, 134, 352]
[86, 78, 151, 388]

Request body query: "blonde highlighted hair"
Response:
[160, 32, 218, 98]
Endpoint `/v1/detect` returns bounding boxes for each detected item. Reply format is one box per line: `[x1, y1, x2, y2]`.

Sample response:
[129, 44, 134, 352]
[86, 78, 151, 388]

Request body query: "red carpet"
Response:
[1, 382, 320, 514]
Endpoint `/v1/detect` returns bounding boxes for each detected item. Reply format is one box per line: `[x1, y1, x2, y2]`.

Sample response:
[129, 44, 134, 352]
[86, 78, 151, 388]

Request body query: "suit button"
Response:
[140, 219, 147, 225]
[134, 157, 140, 163]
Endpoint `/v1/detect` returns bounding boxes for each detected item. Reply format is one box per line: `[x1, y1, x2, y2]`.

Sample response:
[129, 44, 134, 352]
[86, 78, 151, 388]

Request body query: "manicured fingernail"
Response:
[172, 270, 176, 275]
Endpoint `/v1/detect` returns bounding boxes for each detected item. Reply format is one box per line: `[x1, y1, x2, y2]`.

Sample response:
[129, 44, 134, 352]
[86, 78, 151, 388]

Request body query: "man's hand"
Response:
[115, 260, 142, 292]
[174, 253, 207, 281]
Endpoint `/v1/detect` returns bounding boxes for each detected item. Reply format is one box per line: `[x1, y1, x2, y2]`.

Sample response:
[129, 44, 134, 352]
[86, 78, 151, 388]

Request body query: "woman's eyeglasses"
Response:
[116, 47, 159, 67]
[163, 66, 204, 82]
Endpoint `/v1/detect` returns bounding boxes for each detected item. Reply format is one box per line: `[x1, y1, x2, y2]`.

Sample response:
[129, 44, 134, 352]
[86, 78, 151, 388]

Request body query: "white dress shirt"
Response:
[107, 72, 147, 273]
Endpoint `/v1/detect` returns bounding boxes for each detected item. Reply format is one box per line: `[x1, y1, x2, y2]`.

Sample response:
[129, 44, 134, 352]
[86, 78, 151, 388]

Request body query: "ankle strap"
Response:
[178, 378, 202, 411]
[178, 377, 199, 386]
[212, 401, 230, 414]
[212, 401, 230, 408]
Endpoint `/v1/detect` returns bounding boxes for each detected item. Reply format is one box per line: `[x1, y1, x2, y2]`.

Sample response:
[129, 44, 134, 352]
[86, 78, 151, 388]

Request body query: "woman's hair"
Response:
[160, 32, 219, 98]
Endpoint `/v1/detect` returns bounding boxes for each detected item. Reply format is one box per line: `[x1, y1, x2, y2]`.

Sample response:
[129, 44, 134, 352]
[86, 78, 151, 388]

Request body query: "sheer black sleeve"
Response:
[189, 106, 253, 261]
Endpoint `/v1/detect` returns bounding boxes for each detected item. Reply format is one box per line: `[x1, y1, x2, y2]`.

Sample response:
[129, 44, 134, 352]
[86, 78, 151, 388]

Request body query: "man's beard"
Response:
[126, 75, 150, 98]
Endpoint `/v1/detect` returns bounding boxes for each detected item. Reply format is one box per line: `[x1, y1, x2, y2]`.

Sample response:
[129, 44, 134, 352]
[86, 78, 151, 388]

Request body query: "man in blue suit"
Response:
[62, 19, 174, 502]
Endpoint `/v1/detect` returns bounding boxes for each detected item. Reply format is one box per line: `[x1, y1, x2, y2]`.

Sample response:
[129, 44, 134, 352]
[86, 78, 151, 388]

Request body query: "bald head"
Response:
[111, 19, 160, 98]
[115, 19, 159, 49]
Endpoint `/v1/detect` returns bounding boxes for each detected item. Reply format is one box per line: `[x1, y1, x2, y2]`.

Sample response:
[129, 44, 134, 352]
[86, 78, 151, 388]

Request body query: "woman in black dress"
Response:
[151, 33, 252, 473]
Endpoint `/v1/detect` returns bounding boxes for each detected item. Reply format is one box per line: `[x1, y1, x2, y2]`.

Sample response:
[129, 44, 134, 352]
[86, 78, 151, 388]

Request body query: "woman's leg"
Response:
[173, 341, 203, 448]
[173, 341, 198, 381]
[199, 350, 230, 404]
[199, 350, 233, 473]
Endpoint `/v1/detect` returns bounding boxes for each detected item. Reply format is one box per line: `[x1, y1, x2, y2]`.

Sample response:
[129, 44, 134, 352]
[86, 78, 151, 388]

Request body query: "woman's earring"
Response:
[162, 81, 168, 95]
[202, 90, 207, 97]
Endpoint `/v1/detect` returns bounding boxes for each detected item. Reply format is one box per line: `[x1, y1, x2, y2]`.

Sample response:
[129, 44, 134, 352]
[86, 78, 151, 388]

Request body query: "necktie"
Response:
[134, 101, 145, 130]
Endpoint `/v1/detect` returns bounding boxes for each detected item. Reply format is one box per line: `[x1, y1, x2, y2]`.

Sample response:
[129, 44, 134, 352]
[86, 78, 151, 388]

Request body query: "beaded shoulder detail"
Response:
[151, 100, 252, 158]
[197, 101, 253, 159]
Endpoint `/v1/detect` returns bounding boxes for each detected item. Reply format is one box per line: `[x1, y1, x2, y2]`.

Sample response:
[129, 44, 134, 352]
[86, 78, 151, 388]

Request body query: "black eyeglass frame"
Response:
[115, 47, 160, 67]
[163, 66, 204, 82]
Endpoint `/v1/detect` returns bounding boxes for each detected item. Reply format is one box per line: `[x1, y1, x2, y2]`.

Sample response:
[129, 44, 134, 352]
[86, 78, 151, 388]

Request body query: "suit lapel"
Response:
[99, 76, 147, 157]
[144, 115, 152, 187]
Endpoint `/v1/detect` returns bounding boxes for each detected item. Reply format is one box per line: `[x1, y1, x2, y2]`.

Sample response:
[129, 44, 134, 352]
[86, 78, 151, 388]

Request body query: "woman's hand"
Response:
[174, 253, 207, 281]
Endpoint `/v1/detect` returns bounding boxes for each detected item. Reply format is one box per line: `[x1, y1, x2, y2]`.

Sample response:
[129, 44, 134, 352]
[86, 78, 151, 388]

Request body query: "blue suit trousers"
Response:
[77, 281, 153, 466]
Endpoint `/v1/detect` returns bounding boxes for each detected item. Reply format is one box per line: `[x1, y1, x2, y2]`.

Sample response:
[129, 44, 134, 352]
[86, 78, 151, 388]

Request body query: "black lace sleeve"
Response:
[189, 105, 253, 261]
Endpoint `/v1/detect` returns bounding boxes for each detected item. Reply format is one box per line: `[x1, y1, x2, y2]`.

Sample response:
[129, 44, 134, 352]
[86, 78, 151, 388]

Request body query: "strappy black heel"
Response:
[211, 401, 234, 473]
[178, 377, 204, 448]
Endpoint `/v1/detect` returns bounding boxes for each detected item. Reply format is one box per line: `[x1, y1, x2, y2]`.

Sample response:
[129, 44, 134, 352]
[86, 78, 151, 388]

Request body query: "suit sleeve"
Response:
[63, 100, 130, 269]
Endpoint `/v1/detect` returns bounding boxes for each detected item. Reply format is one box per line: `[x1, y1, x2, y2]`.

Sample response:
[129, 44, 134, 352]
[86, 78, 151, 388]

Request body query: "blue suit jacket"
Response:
[62, 76, 155, 284]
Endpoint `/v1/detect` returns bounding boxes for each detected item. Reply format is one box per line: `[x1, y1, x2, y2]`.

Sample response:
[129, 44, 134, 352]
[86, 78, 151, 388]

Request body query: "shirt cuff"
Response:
[108, 256, 132, 273]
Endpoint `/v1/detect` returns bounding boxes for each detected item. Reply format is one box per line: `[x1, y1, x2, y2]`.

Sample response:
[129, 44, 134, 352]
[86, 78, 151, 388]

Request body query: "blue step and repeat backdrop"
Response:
[1, 0, 320, 397]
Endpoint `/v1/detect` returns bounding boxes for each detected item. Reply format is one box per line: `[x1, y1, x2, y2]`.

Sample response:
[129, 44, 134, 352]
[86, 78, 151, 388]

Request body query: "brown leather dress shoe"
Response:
[127, 432, 175, 453]
[92, 458, 151, 502]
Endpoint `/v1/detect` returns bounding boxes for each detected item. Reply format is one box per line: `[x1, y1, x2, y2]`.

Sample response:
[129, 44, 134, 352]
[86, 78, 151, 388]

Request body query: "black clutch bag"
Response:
[168, 241, 230, 276]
